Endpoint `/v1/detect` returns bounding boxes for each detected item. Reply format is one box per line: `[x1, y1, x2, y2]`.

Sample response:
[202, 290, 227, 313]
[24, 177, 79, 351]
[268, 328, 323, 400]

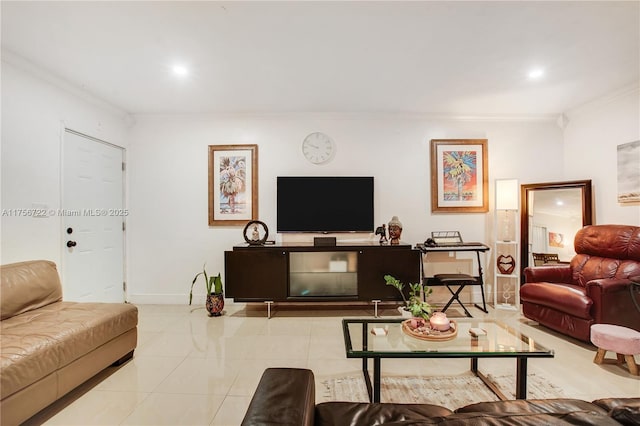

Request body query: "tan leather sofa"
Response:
[0, 260, 138, 425]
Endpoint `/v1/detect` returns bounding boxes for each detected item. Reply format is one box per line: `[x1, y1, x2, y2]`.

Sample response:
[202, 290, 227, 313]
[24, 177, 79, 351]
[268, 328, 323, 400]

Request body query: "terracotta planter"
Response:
[206, 293, 224, 317]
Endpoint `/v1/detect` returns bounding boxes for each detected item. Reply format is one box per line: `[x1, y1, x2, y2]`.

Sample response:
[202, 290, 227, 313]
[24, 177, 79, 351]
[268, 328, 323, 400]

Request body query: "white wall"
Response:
[6, 60, 636, 305]
[1, 60, 130, 267]
[564, 86, 640, 225]
[127, 115, 563, 303]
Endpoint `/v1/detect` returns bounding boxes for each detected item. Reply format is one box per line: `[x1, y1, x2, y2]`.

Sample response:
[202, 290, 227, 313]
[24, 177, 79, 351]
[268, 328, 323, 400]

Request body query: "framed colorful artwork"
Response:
[430, 139, 488, 213]
[208, 144, 258, 226]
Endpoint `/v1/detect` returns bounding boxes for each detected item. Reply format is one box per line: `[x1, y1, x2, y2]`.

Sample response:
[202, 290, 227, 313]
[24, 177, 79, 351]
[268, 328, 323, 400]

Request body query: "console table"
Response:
[225, 242, 420, 303]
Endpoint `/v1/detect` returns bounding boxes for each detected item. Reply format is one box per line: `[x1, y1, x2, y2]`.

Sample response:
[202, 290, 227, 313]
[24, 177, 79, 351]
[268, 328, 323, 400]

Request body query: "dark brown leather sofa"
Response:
[521, 224, 640, 342]
[242, 368, 640, 425]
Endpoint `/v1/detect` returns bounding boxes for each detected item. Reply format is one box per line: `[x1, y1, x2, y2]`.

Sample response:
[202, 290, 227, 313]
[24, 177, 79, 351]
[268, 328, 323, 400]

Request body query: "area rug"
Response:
[320, 372, 566, 410]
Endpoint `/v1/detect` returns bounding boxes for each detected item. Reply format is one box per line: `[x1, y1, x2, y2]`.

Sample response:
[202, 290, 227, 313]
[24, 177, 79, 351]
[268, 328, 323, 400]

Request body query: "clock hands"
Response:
[302, 132, 334, 164]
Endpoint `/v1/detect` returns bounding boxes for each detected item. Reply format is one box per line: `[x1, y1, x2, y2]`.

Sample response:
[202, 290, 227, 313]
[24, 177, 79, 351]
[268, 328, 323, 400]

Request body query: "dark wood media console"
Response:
[225, 242, 420, 302]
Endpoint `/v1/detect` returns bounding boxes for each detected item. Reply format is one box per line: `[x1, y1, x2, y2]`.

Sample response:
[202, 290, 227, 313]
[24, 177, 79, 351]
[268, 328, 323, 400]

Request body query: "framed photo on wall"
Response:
[208, 144, 258, 226]
[549, 232, 565, 248]
[430, 139, 488, 213]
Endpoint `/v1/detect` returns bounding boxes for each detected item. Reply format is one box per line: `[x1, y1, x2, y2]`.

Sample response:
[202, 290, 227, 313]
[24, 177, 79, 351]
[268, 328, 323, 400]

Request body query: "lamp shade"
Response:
[496, 179, 519, 210]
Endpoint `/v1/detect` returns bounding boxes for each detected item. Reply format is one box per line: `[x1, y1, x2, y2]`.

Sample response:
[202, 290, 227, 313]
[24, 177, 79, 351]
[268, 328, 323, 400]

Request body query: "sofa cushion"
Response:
[0, 301, 137, 399]
[574, 225, 640, 262]
[572, 255, 640, 287]
[0, 260, 62, 320]
[571, 225, 640, 287]
[315, 401, 452, 425]
[375, 411, 622, 425]
[592, 398, 640, 426]
[520, 283, 592, 319]
[455, 398, 607, 415]
[610, 405, 640, 426]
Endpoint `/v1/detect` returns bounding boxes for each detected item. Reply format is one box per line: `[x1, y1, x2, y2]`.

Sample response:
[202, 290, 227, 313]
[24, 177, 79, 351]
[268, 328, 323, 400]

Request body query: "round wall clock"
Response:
[302, 132, 335, 164]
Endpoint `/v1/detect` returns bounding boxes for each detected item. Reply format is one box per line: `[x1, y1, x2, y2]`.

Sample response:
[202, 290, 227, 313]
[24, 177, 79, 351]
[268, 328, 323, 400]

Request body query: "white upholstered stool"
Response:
[590, 324, 640, 376]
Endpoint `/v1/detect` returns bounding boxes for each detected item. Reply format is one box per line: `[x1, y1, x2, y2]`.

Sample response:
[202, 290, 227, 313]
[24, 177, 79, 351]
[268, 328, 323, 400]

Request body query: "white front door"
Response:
[62, 130, 125, 302]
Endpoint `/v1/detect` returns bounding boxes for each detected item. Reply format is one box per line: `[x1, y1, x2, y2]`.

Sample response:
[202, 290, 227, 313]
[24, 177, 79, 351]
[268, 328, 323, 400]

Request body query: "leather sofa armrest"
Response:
[586, 278, 633, 294]
[241, 368, 315, 426]
[524, 265, 572, 284]
[586, 279, 640, 326]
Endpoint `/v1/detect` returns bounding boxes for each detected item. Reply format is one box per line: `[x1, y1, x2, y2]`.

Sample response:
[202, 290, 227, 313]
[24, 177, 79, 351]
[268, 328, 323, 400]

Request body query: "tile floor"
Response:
[24, 302, 639, 425]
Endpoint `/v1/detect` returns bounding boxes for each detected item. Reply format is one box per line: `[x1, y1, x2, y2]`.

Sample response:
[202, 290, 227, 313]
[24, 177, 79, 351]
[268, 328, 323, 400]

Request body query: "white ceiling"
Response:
[2, 1, 639, 117]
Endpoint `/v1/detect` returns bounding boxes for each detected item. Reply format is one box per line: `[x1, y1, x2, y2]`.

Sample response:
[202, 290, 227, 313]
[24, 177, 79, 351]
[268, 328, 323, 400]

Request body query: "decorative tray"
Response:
[401, 319, 458, 341]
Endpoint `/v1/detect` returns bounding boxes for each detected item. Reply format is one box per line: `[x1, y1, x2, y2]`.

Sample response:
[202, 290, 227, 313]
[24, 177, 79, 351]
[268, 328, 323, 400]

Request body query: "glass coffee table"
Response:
[342, 318, 554, 403]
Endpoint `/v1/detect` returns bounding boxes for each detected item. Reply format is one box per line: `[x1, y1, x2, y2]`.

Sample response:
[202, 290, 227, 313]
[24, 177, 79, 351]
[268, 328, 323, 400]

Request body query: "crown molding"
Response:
[132, 111, 558, 123]
[564, 82, 640, 119]
[2, 48, 133, 123]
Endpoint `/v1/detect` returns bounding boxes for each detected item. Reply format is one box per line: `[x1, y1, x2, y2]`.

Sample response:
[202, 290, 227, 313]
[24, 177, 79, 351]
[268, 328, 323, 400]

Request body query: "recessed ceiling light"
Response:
[528, 68, 545, 79]
[172, 65, 189, 77]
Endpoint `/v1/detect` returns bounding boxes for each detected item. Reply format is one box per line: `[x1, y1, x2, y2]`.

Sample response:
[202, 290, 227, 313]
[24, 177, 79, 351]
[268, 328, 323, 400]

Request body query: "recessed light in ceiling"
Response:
[172, 65, 189, 77]
[528, 68, 545, 80]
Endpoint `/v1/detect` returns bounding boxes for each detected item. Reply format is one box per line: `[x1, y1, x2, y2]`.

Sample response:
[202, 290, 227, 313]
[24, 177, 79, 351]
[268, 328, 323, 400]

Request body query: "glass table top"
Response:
[342, 318, 554, 358]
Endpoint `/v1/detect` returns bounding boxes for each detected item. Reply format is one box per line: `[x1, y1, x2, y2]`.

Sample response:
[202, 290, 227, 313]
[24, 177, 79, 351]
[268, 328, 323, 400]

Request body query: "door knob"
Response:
[66, 241, 77, 248]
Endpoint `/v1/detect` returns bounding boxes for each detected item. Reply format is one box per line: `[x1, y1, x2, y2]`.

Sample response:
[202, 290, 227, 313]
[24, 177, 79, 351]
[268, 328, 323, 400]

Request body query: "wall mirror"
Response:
[520, 180, 593, 274]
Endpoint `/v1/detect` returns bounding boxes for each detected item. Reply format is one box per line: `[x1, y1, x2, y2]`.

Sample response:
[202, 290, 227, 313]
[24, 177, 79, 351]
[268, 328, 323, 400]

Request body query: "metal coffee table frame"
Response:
[342, 318, 554, 403]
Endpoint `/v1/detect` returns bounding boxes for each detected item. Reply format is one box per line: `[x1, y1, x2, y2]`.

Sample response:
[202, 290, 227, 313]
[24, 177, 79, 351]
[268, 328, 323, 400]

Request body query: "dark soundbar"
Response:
[314, 237, 337, 246]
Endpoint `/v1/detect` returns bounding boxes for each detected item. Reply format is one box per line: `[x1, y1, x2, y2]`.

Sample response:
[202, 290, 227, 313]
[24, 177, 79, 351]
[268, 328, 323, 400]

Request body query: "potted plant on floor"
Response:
[189, 264, 224, 316]
[384, 274, 432, 320]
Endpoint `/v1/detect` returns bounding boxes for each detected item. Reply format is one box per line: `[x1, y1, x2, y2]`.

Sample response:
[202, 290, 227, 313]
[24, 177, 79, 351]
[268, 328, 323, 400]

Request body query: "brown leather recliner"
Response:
[521, 224, 640, 342]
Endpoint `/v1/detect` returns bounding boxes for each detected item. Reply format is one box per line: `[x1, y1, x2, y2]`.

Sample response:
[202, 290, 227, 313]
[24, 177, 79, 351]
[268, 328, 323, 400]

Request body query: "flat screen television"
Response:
[277, 176, 374, 233]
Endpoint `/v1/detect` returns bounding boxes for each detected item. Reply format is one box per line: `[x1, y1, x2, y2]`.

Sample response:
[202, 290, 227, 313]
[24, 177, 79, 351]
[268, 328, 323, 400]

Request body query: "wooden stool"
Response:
[590, 324, 640, 375]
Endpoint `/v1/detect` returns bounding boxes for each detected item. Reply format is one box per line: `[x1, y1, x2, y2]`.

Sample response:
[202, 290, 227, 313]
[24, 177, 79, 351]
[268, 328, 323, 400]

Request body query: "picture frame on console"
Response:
[208, 144, 258, 226]
[430, 139, 488, 213]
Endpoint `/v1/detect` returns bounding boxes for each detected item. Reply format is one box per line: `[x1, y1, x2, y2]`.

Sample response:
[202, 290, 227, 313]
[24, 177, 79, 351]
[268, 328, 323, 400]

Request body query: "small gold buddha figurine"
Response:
[388, 216, 403, 245]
